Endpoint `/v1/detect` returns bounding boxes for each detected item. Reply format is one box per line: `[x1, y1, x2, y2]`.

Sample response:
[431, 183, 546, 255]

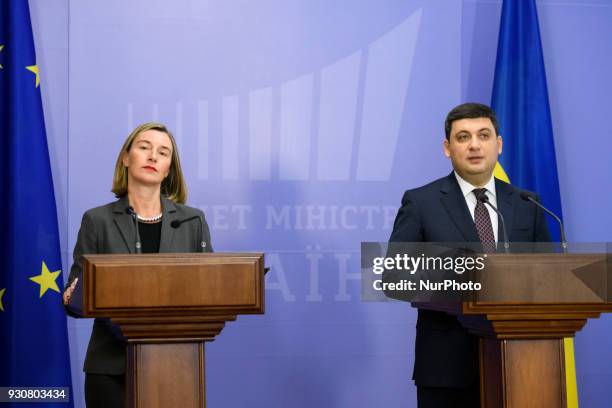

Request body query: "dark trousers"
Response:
[85, 373, 125, 408]
[417, 378, 480, 408]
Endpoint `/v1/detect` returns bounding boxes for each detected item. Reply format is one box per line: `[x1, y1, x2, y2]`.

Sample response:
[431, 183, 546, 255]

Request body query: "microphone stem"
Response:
[481, 197, 510, 253]
[172, 216, 205, 252]
[134, 217, 142, 254]
[127, 207, 142, 254]
[527, 196, 568, 253]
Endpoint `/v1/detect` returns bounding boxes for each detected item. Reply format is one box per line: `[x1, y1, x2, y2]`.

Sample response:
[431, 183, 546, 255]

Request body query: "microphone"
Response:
[519, 192, 568, 252]
[125, 206, 142, 254]
[171, 215, 207, 252]
[475, 190, 510, 253]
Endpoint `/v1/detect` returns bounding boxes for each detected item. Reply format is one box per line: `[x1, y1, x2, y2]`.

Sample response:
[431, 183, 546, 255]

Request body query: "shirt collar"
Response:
[453, 171, 497, 199]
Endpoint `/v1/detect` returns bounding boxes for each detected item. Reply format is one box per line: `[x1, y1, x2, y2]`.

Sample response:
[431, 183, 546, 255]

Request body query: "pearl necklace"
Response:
[137, 213, 163, 223]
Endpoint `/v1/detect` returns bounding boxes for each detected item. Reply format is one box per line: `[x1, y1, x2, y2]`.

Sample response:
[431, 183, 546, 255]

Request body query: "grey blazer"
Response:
[64, 195, 213, 375]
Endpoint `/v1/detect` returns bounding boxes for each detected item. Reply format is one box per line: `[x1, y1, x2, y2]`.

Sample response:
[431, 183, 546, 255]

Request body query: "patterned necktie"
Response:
[473, 188, 496, 253]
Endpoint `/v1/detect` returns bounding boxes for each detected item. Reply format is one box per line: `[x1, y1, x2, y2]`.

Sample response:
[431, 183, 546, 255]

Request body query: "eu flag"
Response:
[0, 1, 73, 406]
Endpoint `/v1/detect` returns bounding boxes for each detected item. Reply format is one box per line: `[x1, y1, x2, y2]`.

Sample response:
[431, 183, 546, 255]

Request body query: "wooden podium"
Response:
[415, 252, 611, 408]
[70, 253, 265, 408]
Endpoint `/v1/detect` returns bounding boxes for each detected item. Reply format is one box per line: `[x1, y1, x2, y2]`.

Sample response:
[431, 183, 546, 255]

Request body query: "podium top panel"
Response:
[78, 253, 265, 317]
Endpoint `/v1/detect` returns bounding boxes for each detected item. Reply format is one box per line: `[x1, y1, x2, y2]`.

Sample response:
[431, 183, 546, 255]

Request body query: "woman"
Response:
[62, 122, 213, 408]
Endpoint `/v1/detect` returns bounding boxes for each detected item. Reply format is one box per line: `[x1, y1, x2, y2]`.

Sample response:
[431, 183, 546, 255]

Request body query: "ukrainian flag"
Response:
[491, 1, 576, 406]
[0, 1, 73, 406]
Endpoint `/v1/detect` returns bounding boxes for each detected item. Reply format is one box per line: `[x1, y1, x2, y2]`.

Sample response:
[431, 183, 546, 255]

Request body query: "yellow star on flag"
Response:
[0, 44, 4, 69]
[29, 261, 61, 298]
[26, 64, 40, 87]
[0, 288, 5, 312]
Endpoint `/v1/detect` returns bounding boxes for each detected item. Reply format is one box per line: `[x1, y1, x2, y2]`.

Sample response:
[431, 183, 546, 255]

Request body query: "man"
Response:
[388, 103, 550, 407]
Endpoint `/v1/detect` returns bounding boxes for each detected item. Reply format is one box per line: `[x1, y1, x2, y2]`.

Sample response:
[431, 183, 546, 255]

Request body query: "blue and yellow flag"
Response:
[491, 1, 576, 407]
[0, 1, 73, 406]
[491, 0, 563, 242]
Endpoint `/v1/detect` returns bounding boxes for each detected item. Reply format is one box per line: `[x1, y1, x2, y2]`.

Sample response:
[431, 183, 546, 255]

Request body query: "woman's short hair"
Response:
[111, 122, 187, 204]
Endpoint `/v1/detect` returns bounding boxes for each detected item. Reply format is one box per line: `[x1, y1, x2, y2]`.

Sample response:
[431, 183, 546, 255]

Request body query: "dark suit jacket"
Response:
[388, 173, 550, 388]
[64, 195, 213, 375]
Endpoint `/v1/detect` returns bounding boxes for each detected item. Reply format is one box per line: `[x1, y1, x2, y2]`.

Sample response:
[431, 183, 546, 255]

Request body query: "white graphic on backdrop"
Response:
[197, 204, 398, 231]
[263, 250, 360, 302]
[249, 88, 273, 180]
[197, 100, 209, 180]
[126, 10, 421, 182]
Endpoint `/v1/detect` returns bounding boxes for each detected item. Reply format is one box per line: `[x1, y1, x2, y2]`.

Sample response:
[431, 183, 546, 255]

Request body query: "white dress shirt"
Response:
[454, 171, 499, 243]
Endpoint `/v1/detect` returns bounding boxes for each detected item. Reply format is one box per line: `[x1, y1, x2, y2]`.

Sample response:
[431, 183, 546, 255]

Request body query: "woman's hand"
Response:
[62, 278, 79, 305]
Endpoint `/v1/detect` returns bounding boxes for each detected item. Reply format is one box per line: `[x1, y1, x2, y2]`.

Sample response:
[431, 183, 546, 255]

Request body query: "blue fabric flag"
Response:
[491, 0, 564, 242]
[0, 1, 73, 406]
[491, 3, 578, 406]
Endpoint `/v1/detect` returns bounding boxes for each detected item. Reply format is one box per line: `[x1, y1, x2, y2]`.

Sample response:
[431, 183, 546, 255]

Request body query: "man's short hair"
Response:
[444, 103, 500, 140]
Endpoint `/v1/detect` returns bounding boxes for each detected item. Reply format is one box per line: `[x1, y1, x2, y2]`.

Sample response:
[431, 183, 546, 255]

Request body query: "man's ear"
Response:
[497, 135, 503, 155]
[443, 138, 451, 158]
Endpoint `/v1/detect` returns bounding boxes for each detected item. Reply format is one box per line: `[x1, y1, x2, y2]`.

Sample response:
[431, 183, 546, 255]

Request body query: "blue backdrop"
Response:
[29, 0, 612, 406]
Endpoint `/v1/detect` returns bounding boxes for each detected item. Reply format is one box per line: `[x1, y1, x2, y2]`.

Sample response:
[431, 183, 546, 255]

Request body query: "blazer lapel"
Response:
[439, 173, 481, 243]
[495, 178, 515, 242]
[159, 196, 178, 253]
[112, 196, 135, 253]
